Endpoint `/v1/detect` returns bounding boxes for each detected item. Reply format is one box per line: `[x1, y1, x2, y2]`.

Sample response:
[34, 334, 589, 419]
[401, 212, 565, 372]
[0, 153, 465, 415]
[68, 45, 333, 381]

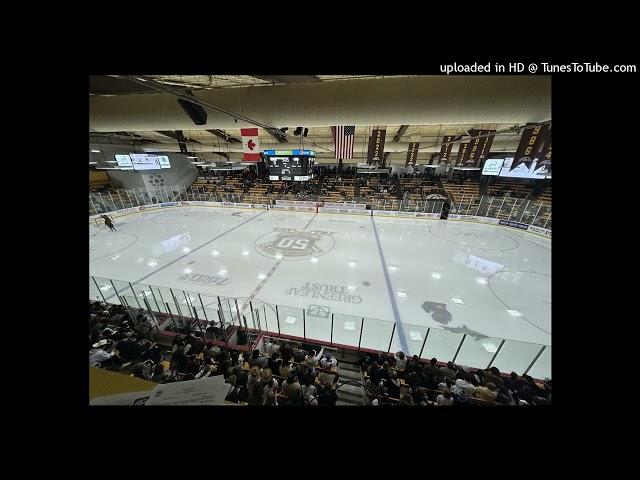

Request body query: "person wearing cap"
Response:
[474, 382, 498, 403]
[319, 352, 337, 370]
[89, 340, 114, 367]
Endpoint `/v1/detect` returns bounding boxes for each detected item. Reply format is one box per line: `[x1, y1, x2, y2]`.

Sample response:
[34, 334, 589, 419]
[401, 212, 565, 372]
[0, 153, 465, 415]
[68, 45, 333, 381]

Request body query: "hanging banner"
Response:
[241, 128, 261, 162]
[511, 124, 550, 172]
[455, 142, 470, 167]
[367, 129, 387, 166]
[433, 135, 459, 166]
[405, 142, 420, 167]
[465, 129, 496, 168]
[478, 130, 496, 162]
[534, 123, 551, 176]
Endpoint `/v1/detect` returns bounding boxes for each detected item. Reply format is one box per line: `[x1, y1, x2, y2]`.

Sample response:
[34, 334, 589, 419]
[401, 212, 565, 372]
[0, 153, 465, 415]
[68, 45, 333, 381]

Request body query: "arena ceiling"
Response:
[89, 75, 550, 164]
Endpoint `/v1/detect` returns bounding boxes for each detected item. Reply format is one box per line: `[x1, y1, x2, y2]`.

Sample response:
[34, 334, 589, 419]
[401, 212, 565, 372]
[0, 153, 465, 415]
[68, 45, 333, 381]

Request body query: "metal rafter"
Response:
[206, 129, 241, 143]
[392, 125, 409, 142]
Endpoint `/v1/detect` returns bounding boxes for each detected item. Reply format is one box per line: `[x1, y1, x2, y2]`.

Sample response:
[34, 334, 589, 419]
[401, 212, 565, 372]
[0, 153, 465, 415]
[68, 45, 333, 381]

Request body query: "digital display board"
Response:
[482, 158, 504, 176]
[480, 157, 550, 179]
[499, 157, 550, 179]
[127, 154, 172, 171]
[265, 153, 315, 181]
[114, 154, 133, 169]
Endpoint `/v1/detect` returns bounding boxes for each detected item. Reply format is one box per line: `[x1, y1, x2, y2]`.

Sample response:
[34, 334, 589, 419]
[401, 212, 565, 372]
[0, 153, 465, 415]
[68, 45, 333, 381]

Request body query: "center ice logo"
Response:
[254, 228, 334, 260]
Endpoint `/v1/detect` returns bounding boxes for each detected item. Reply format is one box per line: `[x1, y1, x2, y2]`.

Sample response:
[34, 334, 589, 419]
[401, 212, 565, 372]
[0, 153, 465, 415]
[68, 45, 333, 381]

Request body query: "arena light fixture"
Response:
[211, 249, 220, 256]
[91, 149, 101, 153]
[183, 268, 192, 274]
[396, 291, 407, 298]
[476, 277, 488, 285]
[241, 250, 250, 256]
[89, 161, 98, 165]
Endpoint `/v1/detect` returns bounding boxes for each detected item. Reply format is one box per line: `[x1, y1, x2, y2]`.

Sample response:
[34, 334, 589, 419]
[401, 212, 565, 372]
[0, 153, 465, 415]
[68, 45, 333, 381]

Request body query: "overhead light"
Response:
[191, 161, 205, 165]
[106, 160, 117, 163]
[89, 162, 98, 165]
[187, 156, 197, 159]
[91, 149, 101, 153]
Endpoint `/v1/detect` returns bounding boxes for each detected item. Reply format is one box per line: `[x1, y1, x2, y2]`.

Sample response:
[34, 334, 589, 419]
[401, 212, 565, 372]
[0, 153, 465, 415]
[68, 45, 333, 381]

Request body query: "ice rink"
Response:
[90, 206, 551, 371]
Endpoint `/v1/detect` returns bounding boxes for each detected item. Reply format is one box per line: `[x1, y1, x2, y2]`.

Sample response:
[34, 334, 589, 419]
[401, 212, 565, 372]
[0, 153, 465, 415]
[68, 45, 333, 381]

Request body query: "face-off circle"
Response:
[254, 228, 335, 261]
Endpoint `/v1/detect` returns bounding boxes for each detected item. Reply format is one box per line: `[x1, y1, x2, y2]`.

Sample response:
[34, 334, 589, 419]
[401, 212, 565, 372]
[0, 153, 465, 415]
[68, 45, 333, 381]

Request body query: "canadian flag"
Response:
[241, 128, 261, 162]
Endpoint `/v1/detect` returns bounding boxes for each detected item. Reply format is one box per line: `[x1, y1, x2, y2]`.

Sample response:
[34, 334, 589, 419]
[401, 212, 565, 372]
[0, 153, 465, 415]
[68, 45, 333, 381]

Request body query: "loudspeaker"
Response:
[177, 99, 208, 125]
[303, 128, 308, 137]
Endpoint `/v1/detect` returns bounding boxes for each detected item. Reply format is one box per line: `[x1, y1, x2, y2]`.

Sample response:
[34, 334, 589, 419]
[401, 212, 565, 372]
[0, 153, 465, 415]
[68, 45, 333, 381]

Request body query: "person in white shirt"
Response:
[304, 347, 324, 374]
[436, 388, 454, 406]
[394, 351, 407, 371]
[89, 340, 114, 367]
[264, 339, 280, 358]
[319, 352, 337, 370]
[301, 376, 317, 403]
[452, 377, 475, 398]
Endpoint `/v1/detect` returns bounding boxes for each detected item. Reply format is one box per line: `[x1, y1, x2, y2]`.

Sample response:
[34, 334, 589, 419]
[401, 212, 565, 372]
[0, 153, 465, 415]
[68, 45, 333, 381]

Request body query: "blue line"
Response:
[102, 209, 267, 301]
[370, 216, 409, 354]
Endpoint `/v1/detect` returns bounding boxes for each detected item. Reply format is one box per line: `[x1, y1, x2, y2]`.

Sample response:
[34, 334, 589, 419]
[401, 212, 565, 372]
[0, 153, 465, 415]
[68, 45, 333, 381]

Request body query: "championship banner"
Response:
[455, 142, 470, 167]
[405, 142, 420, 167]
[433, 135, 459, 165]
[478, 130, 496, 161]
[511, 124, 550, 172]
[465, 129, 496, 168]
[241, 128, 261, 162]
[534, 123, 551, 175]
[367, 129, 387, 166]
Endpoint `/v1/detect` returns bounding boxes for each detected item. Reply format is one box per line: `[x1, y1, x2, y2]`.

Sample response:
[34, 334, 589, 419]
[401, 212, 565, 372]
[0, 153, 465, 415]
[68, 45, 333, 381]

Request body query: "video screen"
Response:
[481, 157, 550, 179]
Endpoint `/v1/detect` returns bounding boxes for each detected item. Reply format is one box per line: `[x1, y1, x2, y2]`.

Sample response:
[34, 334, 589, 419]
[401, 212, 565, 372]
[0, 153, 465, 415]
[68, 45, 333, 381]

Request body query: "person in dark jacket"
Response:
[248, 349, 269, 369]
[141, 344, 161, 364]
[101, 214, 116, 231]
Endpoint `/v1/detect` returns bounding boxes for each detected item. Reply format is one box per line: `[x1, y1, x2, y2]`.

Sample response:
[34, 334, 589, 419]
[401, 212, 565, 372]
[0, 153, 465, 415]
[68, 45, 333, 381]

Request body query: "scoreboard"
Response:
[264, 149, 315, 181]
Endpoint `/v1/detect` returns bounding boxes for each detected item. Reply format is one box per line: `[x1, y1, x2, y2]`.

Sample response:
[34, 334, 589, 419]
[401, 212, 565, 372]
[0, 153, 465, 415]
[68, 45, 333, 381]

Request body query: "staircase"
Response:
[334, 350, 366, 405]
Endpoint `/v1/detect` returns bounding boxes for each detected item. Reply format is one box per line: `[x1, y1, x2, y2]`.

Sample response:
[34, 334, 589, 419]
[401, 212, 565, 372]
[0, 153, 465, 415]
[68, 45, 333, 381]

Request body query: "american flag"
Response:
[334, 125, 355, 159]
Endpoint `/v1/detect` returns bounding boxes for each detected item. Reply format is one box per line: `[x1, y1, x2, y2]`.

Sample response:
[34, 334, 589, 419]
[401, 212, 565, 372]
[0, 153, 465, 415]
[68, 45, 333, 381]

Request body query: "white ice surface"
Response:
[89, 207, 551, 369]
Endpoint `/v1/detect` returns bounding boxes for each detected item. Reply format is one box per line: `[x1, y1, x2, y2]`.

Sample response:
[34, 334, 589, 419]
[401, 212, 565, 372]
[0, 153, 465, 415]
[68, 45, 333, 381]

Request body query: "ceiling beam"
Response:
[264, 127, 288, 143]
[206, 129, 242, 143]
[156, 130, 196, 154]
[252, 75, 321, 84]
[392, 125, 409, 142]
